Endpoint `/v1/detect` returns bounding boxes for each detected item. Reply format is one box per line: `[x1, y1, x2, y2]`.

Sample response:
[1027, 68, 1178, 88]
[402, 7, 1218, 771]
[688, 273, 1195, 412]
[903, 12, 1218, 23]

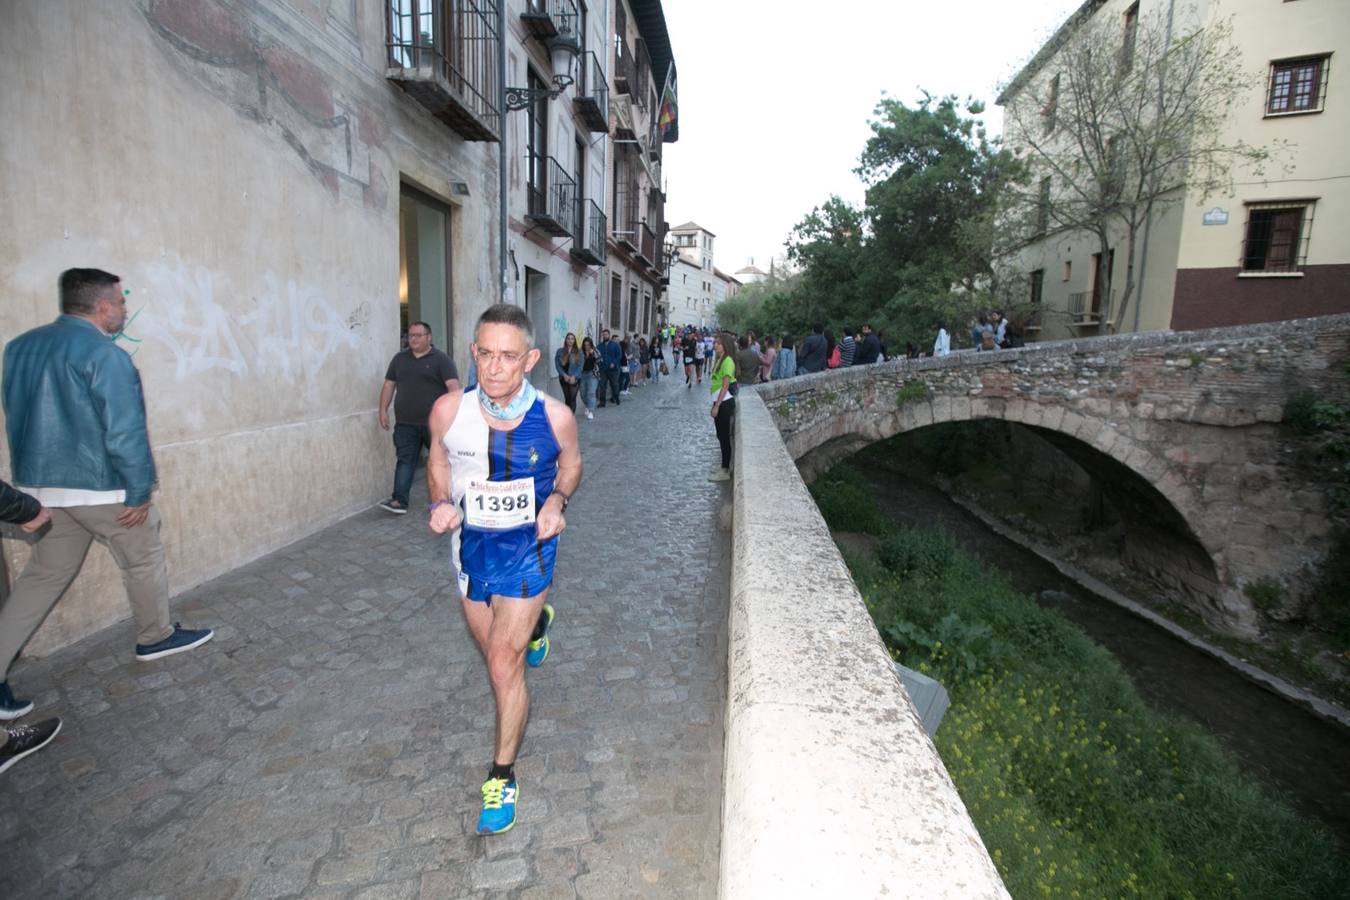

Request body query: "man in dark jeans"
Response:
[597, 329, 622, 407]
[378, 322, 460, 514]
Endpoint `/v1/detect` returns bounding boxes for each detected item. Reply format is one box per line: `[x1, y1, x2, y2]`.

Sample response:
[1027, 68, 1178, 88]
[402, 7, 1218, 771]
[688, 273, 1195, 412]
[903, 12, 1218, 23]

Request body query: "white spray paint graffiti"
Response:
[138, 258, 363, 382]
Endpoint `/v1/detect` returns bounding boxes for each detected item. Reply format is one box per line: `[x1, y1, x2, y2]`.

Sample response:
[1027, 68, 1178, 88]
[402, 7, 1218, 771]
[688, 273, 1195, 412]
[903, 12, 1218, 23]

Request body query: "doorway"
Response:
[399, 185, 454, 354]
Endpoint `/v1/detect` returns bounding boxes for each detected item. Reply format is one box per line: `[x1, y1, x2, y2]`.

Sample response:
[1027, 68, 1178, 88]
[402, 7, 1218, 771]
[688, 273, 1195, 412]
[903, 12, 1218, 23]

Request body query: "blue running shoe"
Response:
[526, 603, 554, 668]
[476, 777, 518, 835]
[0, 682, 33, 721]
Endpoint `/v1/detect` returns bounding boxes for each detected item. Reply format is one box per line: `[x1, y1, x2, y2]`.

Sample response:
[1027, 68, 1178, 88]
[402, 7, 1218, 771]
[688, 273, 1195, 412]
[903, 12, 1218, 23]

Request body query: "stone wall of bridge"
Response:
[756, 315, 1350, 637]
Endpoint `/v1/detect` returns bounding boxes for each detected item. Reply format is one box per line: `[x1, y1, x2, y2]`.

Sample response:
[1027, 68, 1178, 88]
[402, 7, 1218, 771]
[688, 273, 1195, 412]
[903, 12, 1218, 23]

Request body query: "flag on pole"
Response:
[657, 63, 678, 137]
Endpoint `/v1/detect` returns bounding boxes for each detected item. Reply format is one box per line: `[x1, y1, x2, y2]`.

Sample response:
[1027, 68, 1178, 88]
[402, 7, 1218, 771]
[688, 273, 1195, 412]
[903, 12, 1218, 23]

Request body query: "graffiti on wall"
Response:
[137, 257, 364, 382]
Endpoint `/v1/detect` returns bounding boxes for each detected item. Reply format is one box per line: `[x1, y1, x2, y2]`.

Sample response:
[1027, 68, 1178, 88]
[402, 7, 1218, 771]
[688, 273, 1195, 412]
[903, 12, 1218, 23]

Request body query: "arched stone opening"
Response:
[793, 411, 1237, 633]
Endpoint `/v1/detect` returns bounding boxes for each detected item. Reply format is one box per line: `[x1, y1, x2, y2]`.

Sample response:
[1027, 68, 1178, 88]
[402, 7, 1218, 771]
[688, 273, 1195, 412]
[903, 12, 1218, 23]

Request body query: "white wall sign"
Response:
[1202, 207, 1229, 226]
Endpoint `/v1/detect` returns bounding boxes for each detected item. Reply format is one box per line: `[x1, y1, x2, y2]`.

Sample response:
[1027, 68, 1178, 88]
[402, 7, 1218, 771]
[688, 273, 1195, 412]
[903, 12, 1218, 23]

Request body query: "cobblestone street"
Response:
[0, 372, 729, 899]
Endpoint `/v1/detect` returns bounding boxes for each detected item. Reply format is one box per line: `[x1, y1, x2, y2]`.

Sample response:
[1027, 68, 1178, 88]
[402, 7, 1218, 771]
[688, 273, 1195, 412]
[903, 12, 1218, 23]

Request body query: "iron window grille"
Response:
[386, 0, 501, 137]
[1240, 200, 1316, 273]
[1266, 55, 1329, 115]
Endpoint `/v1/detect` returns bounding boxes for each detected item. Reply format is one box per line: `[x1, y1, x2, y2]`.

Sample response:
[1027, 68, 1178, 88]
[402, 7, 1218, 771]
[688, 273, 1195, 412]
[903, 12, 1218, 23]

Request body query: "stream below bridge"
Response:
[859, 467, 1350, 848]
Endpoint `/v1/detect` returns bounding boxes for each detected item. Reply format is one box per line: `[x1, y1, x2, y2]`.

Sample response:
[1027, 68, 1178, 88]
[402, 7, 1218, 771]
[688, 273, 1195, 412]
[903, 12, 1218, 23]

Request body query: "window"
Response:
[1036, 177, 1051, 234]
[526, 69, 547, 192]
[1029, 269, 1044, 306]
[386, 1, 501, 138]
[1241, 201, 1314, 273]
[1043, 73, 1060, 134]
[1121, 3, 1139, 73]
[628, 285, 638, 332]
[1267, 56, 1329, 114]
[1062, 260, 1072, 282]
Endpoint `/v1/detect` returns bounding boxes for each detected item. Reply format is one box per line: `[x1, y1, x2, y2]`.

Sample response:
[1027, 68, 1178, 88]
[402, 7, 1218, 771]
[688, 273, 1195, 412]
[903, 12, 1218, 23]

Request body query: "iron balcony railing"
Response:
[574, 50, 608, 133]
[612, 176, 638, 248]
[520, 0, 578, 41]
[570, 199, 606, 266]
[638, 220, 657, 266]
[526, 154, 575, 238]
[385, 0, 501, 142]
[614, 39, 634, 95]
[1068, 290, 1113, 324]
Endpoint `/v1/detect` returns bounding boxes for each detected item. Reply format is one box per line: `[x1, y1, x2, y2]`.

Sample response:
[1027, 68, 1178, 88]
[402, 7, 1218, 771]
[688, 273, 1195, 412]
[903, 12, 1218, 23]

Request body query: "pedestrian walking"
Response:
[708, 334, 738, 482]
[426, 303, 582, 836]
[682, 329, 699, 387]
[0, 268, 214, 723]
[378, 321, 461, 514]
[0, 478, 62, 773]
[597, 330, 622, 407]
[578, 335, 599, 420]
[553, 332, 582, 413]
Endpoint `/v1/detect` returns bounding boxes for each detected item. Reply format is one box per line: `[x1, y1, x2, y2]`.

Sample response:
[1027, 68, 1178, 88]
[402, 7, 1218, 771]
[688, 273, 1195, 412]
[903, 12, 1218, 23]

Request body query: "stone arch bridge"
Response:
[756, 315, 1350, 637]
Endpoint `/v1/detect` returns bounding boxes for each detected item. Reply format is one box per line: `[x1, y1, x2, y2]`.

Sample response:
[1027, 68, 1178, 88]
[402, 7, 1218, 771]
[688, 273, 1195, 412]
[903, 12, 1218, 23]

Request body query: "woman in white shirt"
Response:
[933, 321, 951, 357]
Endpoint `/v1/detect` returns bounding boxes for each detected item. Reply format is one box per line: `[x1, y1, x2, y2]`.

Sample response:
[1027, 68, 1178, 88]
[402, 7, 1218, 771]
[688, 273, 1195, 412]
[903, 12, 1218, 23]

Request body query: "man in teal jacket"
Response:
[0, 268, 213, 721]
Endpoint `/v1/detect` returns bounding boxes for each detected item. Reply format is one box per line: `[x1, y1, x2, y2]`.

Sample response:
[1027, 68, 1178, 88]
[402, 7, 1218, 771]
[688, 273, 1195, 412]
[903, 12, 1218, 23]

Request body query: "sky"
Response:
[659, 0, 1086, 276]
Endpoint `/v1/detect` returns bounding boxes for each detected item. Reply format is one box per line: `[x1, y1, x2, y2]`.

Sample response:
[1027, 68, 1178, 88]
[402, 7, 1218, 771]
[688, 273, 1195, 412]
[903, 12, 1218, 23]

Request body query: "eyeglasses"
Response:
[408, 331, 431, 338]
[475, 348, 526, 366]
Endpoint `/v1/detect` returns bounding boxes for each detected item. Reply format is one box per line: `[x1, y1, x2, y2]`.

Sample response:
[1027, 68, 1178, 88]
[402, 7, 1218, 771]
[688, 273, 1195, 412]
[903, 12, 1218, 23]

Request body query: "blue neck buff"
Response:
[480, 381, 537, 421]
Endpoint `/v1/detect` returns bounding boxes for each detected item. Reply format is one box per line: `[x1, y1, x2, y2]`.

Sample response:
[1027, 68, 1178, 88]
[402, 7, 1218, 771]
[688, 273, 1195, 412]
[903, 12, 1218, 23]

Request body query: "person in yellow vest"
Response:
[708, 334, 738, 482]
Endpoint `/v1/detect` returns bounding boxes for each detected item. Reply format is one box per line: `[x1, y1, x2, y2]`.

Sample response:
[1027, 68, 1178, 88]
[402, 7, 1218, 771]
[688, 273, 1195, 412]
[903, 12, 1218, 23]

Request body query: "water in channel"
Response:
[857, 466, 1350, 848]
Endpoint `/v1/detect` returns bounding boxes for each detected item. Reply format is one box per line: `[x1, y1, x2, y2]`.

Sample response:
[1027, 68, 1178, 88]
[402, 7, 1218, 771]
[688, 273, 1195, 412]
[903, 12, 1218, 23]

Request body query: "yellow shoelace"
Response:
[481, 778, 507, 810]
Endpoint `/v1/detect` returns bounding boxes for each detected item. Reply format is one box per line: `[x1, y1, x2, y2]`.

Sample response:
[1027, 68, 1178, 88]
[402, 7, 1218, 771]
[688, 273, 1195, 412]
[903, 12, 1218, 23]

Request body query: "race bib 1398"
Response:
[464, 477, 535, 530]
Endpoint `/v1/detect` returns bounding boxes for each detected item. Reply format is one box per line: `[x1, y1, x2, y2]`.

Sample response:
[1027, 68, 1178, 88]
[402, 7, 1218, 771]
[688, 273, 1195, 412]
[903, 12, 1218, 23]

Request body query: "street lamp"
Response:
[503, 22, 581, 111]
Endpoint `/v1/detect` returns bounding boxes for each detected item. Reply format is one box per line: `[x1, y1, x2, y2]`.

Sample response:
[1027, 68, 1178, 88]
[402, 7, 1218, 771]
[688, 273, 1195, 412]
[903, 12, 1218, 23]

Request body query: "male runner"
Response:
[426, 304, 582, 835]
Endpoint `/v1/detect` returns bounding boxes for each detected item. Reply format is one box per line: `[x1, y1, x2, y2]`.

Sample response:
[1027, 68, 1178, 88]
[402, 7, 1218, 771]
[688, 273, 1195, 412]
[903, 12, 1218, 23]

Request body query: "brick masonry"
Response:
[758, 315, 1350, 637]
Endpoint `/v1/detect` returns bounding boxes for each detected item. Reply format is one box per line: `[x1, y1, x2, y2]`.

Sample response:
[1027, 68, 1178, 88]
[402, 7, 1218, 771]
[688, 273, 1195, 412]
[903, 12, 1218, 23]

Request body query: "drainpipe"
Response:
[498, 0, 509, 304]
[1132, 0, 1177, 333]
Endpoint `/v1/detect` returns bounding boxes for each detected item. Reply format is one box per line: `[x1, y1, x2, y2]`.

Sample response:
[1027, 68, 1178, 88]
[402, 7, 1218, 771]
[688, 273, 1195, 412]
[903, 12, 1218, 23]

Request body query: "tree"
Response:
[777, 94, 1021, 349]
[999, 4, 1279, 330]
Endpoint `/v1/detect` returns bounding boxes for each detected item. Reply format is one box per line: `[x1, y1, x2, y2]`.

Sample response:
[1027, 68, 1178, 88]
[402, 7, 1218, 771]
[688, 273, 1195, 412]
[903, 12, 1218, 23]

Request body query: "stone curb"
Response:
[720, 388, 1009, 899]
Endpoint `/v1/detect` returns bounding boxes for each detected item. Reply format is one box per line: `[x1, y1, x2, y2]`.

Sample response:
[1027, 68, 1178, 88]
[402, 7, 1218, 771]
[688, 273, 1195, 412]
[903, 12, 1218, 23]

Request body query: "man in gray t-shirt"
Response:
[378, 322, 460, 514]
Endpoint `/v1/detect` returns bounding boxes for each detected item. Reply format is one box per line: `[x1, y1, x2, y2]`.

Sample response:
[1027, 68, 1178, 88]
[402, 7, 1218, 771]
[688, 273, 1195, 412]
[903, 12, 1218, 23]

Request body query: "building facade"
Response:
[0, 0, 674, 656]
[996, 0, 1349, 339]
[603, 0, 677, 341]
[663, 222, 728, 329]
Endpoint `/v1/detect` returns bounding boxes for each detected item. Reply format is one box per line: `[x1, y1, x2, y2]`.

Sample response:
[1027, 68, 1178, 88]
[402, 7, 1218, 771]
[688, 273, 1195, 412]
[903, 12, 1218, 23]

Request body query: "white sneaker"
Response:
[708, 468, 730, 482]
[585, 410, 594, 420]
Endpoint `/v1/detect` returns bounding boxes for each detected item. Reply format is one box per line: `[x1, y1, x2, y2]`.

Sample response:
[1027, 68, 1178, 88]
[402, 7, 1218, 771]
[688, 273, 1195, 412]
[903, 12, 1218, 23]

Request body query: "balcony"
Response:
[525, 154, 575, 238]
[520, 0, 578, 41]
[573, 51, 608, 133]
[385, 0, 500, 143]
[614, 40, 634, 95]
[1068, 290, 1111, 325]
[570, 199, 607, 266]
[637, 220, 657, 266]
[612, 178, 638, 250]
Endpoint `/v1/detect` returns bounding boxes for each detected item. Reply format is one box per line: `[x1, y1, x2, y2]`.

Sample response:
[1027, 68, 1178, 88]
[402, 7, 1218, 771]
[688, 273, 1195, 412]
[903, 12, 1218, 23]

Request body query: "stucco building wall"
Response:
[0, 0, 501, 656]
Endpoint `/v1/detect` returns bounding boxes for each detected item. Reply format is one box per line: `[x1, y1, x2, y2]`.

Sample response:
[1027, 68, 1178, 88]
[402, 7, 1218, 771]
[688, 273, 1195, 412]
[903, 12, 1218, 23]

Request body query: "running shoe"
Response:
[379, 498, 408, 514]
[527, 603, 554, 668]
[476, 777, 518, 835]
[0, 717, 61, 775]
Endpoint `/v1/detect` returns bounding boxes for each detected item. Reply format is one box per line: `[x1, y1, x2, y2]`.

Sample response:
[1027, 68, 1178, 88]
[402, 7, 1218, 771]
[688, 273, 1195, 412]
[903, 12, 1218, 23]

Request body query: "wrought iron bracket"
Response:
[504, 74, 573, 112]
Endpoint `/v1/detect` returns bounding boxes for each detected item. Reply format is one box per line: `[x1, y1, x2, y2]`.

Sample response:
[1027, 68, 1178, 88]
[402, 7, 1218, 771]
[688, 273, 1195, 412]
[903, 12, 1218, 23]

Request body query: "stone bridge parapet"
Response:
[756, 315, 1350, 636]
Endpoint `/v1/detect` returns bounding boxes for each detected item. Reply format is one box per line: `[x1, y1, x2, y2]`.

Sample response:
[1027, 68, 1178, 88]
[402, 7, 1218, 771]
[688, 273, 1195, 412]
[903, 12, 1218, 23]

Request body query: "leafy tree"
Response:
[775, 94, 1022, 350]
[998, 4, 1280, 330]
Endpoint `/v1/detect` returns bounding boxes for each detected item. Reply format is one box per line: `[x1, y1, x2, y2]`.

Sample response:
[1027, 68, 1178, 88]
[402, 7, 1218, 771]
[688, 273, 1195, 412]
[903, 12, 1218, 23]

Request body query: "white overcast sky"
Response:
[660, 0, 1085, 275]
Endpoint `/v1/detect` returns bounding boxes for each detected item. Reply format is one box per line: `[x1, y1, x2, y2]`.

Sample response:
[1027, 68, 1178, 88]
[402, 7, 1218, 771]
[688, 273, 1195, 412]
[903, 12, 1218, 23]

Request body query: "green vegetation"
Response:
[811, 464, 1349, 899]
[897, 381, 929, 404]
[1243, 577, 1284, 612]
[715, 92, 1025, 350]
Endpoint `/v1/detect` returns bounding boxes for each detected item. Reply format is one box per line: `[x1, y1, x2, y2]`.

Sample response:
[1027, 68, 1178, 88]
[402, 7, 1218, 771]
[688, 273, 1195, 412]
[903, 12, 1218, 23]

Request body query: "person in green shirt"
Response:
[708, 333, 738, 482]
